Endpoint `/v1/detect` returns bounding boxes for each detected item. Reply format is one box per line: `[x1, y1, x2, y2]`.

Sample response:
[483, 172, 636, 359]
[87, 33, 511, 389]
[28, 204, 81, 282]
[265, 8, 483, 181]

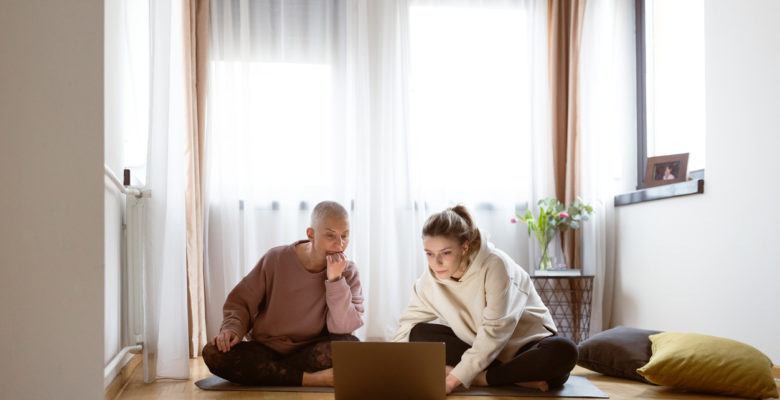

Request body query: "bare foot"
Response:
[515, 380, 549, 392]
[471, 371, 489, 386]
[302, 368, 334, 387]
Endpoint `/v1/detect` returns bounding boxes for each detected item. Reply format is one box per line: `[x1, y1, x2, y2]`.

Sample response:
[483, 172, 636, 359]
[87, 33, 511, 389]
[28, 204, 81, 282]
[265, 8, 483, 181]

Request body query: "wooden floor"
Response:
[115, 357, 780, 400]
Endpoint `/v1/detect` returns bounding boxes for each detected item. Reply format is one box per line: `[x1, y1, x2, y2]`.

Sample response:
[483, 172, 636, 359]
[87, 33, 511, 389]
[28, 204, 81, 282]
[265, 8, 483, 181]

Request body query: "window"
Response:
[636, 0, 705, 189]
[206, 0, 545, 264]
[208, 1, 543, 208]
[209, 61, 335, 203]
[408, 3, 535, 204]
[207, 0, 343, 207]
[114, 0, 150, 185]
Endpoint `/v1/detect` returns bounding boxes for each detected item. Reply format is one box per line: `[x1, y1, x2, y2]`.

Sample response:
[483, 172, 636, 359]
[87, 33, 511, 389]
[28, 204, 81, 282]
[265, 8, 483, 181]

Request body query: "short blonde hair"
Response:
[310, 201, 349, 229]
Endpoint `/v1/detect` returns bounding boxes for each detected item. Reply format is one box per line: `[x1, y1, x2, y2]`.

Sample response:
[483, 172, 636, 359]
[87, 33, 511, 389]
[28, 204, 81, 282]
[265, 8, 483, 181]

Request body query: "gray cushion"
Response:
[577, 326, 662, 383]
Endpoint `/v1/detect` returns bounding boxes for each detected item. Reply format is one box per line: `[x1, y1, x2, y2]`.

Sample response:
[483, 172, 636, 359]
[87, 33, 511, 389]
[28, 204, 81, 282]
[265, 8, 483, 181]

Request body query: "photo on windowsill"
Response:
[643, 153, 689, 188]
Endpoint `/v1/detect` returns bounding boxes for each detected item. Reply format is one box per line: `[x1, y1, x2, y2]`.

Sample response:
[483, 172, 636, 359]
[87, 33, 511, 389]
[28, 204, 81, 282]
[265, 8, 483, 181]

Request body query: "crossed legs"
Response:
[409, 323, 577, 390]
[202, 333, 359, 386]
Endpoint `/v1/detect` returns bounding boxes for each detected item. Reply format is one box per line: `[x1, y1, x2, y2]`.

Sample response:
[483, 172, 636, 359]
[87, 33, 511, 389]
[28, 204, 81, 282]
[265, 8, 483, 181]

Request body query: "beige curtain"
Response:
[184, 0, 209, 357]
[548, 0, 586, 269]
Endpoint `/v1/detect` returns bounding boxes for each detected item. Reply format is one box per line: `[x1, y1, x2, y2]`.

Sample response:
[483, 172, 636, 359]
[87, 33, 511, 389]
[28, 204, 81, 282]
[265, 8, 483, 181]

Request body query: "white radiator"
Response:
[104, 165, 149, 386]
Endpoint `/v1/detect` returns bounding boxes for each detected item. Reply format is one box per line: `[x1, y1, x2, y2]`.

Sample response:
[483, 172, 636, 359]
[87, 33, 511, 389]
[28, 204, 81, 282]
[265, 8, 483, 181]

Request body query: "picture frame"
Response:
[643, 153, 689, 188]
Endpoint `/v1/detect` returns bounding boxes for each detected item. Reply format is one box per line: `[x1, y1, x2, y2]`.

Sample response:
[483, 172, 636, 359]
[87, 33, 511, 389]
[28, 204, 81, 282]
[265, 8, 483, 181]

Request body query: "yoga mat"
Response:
[454, 376, 609, 398]
[195, 376, 333, 392]
[195, 375, 609, 398]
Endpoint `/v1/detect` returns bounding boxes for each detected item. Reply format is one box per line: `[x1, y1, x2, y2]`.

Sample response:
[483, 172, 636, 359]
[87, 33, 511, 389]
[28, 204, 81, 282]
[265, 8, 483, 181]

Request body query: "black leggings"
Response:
[409, 323, 577, 388]
[202, 333, 359, 386]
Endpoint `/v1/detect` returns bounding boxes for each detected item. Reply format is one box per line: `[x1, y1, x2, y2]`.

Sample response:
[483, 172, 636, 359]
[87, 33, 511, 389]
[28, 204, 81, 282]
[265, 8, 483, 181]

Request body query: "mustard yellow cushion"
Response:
[637, 332, 778, 399]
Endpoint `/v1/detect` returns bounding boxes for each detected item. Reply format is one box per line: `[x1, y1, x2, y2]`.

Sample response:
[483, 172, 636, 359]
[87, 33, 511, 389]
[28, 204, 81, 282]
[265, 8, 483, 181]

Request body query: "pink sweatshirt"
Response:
[221, 240, 364, 354]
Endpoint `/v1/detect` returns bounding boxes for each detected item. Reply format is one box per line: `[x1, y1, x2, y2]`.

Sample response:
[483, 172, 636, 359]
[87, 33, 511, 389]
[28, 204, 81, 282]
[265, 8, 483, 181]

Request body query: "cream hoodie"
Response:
[393, 231, 556, 388]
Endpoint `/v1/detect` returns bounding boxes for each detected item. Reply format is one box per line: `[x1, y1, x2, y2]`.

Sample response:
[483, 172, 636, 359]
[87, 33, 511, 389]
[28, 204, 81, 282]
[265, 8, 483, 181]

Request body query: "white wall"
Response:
[0, 1, 104, 399]
[612, 0, 780, 364]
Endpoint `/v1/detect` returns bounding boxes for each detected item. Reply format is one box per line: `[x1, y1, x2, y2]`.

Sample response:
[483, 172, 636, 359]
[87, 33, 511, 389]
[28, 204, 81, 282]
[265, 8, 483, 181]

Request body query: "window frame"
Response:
[635, 0, 649, 191]
[614, 0, 704, 206]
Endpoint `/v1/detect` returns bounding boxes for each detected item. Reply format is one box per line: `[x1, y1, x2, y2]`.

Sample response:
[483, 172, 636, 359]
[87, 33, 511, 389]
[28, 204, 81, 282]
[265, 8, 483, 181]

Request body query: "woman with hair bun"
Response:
[393, 205, 577, 394]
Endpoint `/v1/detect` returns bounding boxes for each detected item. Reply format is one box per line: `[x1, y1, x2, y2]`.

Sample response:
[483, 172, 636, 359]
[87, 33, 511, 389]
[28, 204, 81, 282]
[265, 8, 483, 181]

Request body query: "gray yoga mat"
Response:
[195, 375, 609, 397]
[453, 376, 608, 397]
[195, 376, 333, 392]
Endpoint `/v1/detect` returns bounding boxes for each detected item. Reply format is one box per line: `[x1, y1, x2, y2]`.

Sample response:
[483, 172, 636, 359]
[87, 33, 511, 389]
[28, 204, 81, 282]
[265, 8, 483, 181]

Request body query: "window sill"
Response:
[614, 178, 704, 207]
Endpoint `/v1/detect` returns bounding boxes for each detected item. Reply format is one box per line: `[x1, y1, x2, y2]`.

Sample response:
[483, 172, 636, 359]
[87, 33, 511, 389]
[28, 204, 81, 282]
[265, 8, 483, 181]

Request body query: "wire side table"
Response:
[531, 275, 594, 344]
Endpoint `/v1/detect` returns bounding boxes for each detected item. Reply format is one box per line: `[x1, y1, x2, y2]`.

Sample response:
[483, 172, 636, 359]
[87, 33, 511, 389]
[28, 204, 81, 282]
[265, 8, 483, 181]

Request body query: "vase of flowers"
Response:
[512, 198, 594, 271]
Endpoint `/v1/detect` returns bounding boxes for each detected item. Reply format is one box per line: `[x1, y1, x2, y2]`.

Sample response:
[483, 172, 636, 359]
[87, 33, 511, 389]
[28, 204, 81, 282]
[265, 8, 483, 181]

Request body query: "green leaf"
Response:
[570, 221, 580, 229]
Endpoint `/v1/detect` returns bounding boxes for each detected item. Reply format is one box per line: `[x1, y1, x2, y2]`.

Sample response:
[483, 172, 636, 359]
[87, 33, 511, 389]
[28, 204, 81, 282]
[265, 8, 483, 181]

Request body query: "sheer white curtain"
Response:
[204, 0, 355, 340]
[107, 0, 150, 186]
[579, 0, 637, 334]
[345, 0, 428, 340]
[408, 0, 553, 272]
[105, 0, 150, 359]
[143, 0, 191, 381]
[204, 0, 550, 341]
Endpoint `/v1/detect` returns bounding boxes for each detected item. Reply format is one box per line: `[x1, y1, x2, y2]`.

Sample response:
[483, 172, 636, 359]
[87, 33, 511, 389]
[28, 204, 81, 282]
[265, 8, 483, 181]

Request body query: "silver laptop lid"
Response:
[332, 341, 446, 400]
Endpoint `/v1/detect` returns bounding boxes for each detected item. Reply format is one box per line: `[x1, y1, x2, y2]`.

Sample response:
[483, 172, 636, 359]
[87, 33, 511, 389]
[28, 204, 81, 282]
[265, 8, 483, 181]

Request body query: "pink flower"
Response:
[510, 218, 517, 223]
[559, 212, 569, 218]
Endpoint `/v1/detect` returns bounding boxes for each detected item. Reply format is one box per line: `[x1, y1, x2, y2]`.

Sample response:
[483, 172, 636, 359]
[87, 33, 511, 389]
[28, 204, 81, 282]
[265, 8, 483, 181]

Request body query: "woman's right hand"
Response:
[445, 373, 462, 394]
[211, 329, 240, 352]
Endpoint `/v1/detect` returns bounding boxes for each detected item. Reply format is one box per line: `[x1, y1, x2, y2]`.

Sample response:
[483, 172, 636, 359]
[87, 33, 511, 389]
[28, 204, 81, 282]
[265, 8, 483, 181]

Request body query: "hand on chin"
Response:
[326, 251, 347, 281]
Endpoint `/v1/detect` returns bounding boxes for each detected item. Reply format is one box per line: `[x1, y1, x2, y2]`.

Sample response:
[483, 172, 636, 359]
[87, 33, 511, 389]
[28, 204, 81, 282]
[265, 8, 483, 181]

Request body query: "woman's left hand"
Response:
[445, 373, 462, 394]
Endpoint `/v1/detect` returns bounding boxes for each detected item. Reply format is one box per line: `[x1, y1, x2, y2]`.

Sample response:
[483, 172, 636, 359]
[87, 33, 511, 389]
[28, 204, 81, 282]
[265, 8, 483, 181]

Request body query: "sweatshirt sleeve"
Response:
[392, 278, 438, 342]
[220, 257, 268, 338]
[324, 262, 365, 334]
[450, 260, 526, 388]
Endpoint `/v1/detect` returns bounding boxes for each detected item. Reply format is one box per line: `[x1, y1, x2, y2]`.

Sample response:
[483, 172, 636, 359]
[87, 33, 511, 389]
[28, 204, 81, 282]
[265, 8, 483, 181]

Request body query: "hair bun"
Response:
[449, 205, 474, 228]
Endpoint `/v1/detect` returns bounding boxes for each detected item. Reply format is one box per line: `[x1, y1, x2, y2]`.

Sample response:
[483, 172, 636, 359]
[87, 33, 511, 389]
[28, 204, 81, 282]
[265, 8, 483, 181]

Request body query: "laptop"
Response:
[332, 341, 446, 400]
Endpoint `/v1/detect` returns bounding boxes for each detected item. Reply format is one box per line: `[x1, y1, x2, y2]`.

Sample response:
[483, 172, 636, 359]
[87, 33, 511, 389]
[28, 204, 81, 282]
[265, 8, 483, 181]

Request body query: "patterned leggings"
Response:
[202, 333, 359, 386]
[409, 323, 577, 388]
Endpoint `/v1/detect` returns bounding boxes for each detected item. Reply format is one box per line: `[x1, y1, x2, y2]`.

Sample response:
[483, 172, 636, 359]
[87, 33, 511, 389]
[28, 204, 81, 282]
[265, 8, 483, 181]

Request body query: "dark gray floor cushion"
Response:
[577, 326, 662, 383]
